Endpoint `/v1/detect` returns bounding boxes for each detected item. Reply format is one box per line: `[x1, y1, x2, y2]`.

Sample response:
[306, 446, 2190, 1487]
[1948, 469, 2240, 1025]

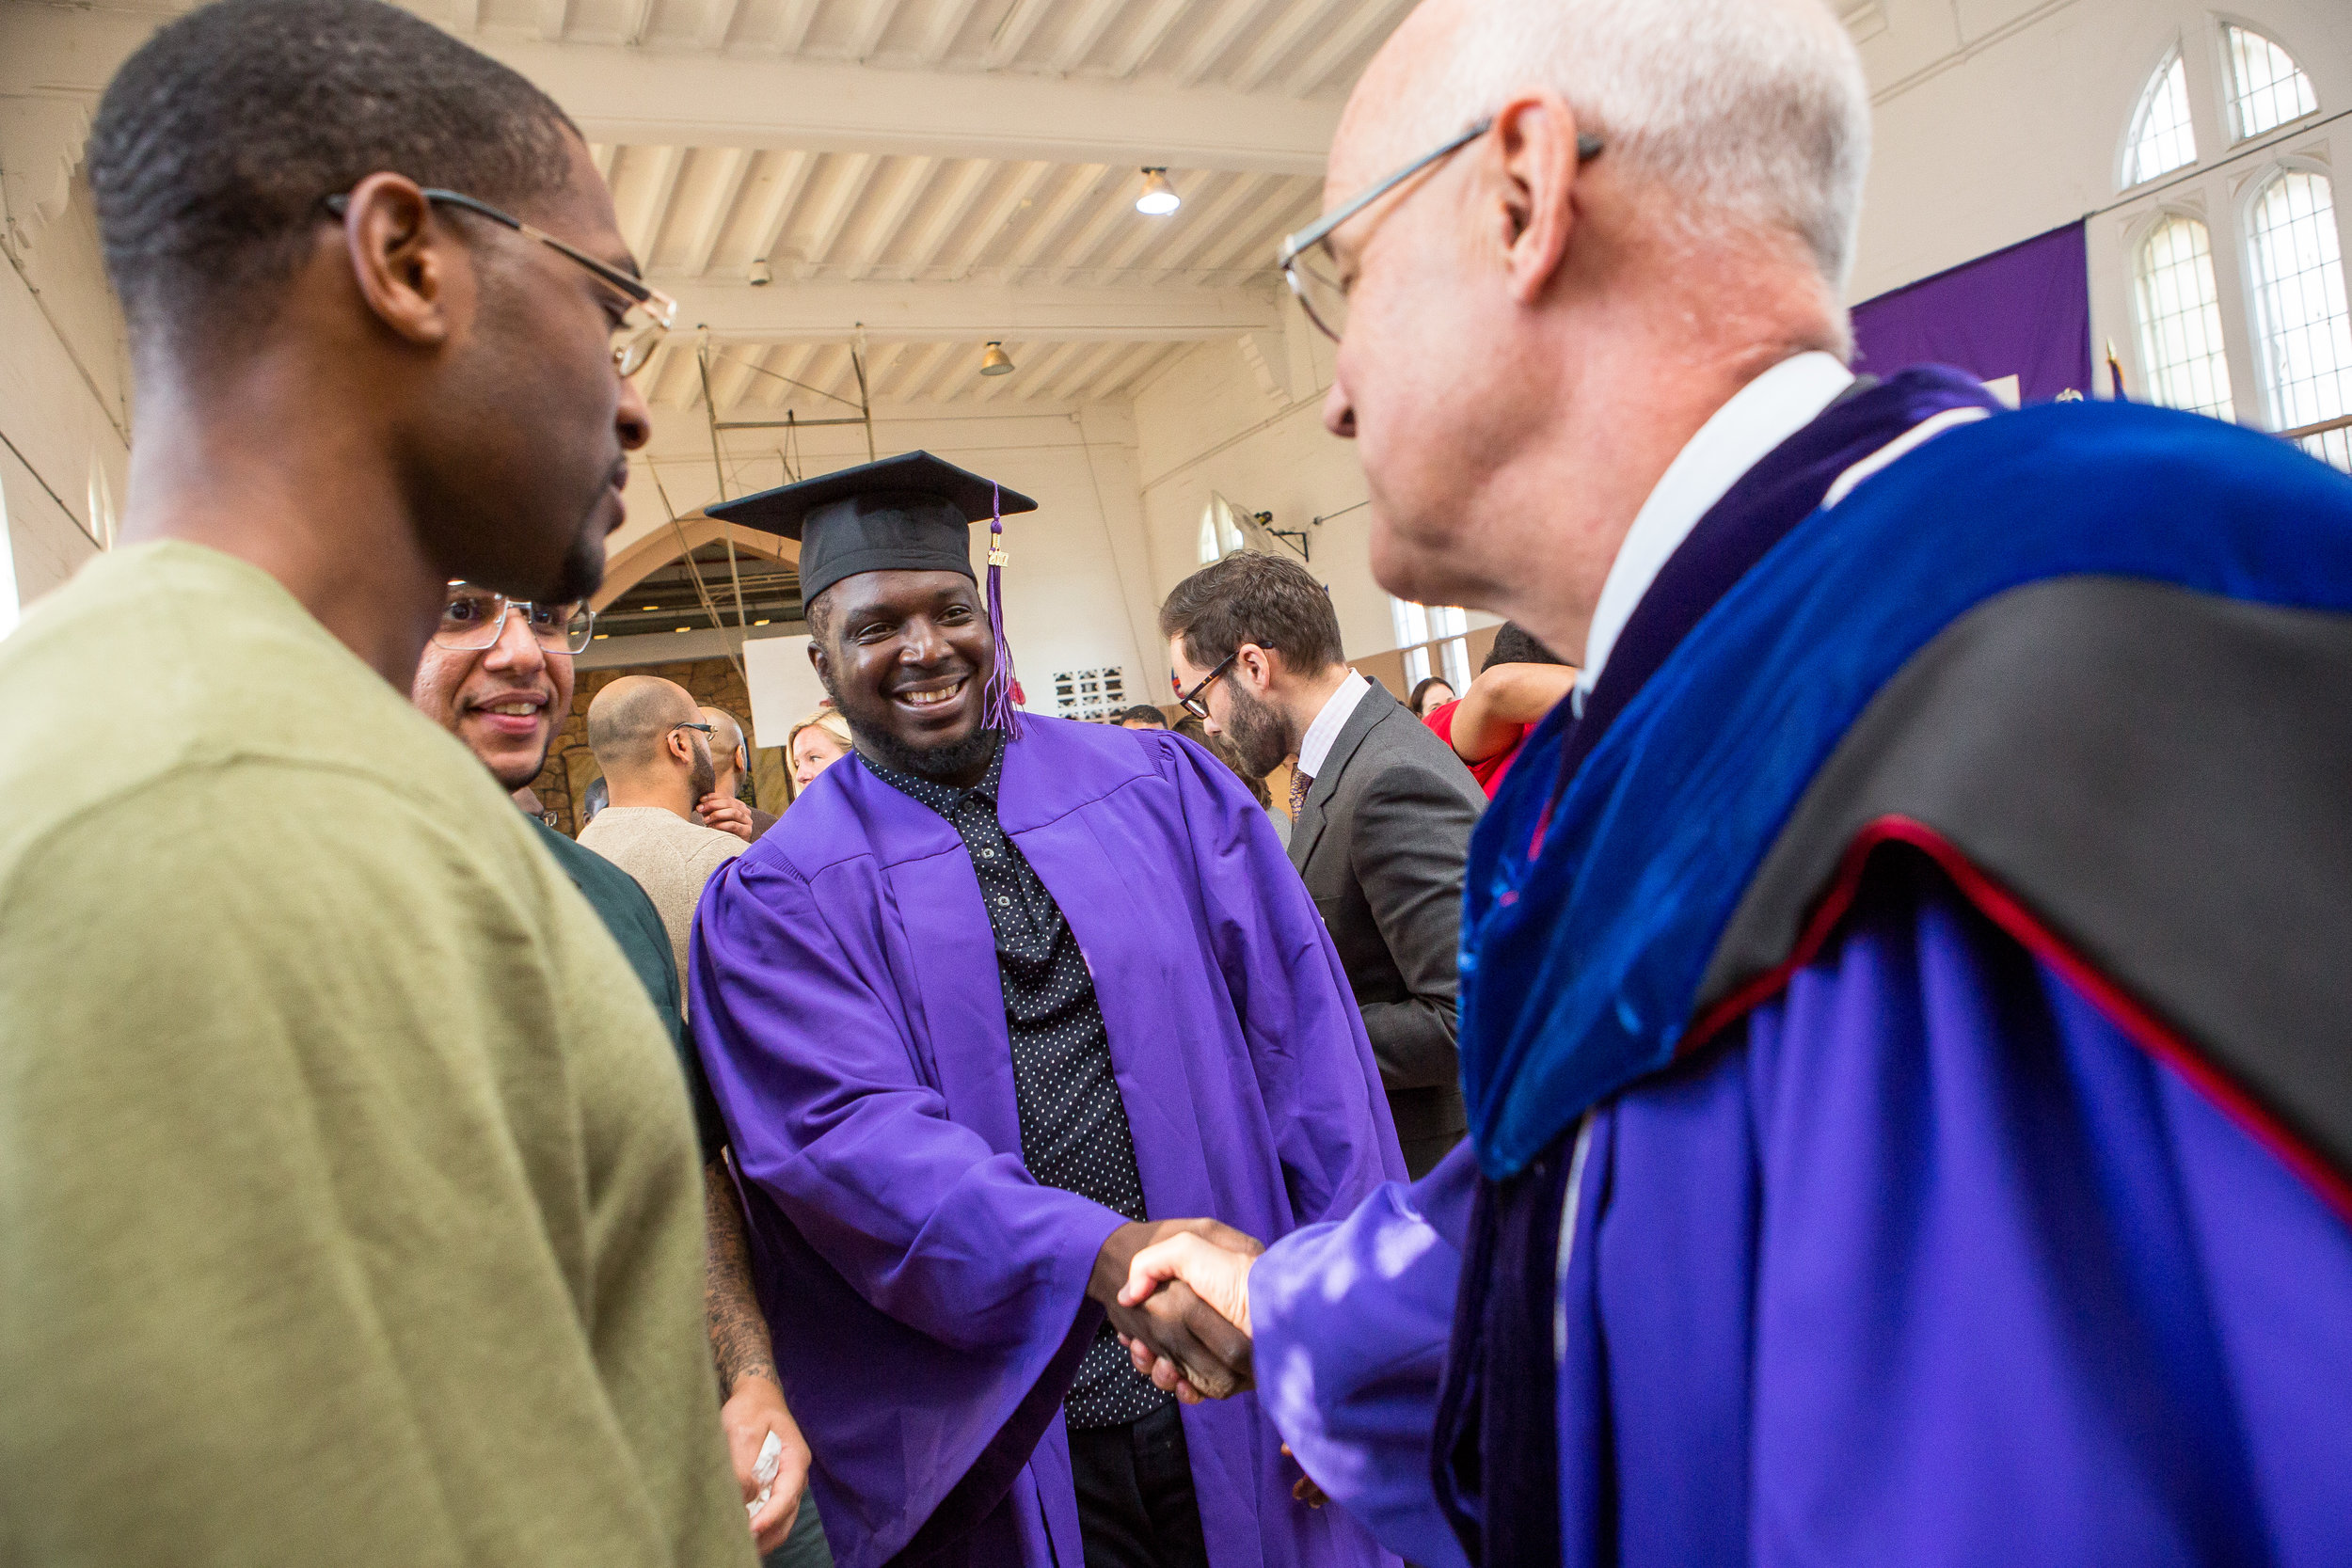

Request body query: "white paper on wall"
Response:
[744, 633, 824, 750]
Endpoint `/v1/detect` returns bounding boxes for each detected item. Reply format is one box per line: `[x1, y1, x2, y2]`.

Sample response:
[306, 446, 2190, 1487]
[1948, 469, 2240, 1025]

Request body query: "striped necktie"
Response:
[1288, 768, 1313, 819]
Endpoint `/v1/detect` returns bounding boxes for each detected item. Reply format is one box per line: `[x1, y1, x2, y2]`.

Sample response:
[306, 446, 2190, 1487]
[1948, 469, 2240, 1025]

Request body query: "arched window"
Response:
[2222, 24, 2317, 142]
[2246, 169, 2352, 464]
[2132, 214, 2235, 419]
[2123, 50, 2198, 187]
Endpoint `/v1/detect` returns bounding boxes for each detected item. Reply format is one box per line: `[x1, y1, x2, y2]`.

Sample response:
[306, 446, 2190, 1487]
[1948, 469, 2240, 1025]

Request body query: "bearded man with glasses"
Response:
[0, 1, 753, 1563]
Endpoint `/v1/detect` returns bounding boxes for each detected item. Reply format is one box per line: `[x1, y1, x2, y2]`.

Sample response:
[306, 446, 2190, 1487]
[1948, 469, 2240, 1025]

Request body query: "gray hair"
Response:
[1424, 0, 1869, 290]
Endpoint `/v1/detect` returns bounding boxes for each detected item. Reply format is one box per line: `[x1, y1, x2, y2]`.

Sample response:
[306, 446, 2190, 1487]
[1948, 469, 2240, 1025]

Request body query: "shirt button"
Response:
[998, 896, 1012, 907]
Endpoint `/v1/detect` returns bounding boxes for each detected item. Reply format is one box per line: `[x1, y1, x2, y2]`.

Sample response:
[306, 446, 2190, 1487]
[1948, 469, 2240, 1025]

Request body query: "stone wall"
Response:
[531, 655, 790, 838]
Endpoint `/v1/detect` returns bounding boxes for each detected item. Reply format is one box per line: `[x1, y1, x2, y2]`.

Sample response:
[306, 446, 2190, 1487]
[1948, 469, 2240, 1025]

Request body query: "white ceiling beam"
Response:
[912, 0, 968, 65]
[1104, 0, 1194, 79]
[682, 147, 755, 276]
[792, 151, 877, 277]
[622, 0, 658, 46]
[1227, 0, 1346, 93]
[697, 0, 745, 50]
[847, 155, 939, 280]
[846, 0, 910, 60]
[1002, 164, 1111, 277]
[537, 0, 571, 42]
[892, 342, 957, 402]
[777, 0, 825, 54]
[1048, 187, 1144, 285]
[662, 277, 1281, 341]
[946, 162, 1054, 280]
[744, 150, 821, 270]
[984, 0, 1059, 68]
[625, 143, 690, 263]
[1172, 0, 1279, 87]
[1282, 0, 1406, 97]
[896, 159, 997, 279]
[1050, 0, 1127, 73]
[449, 0, 482, 33]
[3, 8, 1340, 175]
[1006, 340, 1084, 400]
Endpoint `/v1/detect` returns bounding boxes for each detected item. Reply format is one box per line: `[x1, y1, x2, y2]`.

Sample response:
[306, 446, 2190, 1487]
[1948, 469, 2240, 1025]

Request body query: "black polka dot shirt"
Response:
[869, 736, 1170, 1431]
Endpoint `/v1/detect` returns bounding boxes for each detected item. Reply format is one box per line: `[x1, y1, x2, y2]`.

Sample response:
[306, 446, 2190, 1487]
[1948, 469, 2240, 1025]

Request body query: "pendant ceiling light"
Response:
[1135, 167, 1181, 215]
[978, 341, 1016, 376]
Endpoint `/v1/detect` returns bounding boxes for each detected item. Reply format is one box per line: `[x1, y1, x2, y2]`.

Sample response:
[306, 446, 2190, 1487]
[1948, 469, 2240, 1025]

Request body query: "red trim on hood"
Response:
[1685, 815, 2352, 1227]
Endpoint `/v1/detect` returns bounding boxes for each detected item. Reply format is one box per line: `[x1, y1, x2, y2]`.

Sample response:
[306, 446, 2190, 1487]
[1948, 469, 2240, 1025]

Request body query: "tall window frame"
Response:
[2098, 16, 2348, 472]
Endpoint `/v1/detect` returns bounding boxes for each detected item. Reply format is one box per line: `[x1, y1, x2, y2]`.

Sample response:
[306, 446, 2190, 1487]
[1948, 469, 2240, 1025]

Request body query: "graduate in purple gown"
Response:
[689, 451, 1406, 1568]
[1113, 1, 2352, 1563]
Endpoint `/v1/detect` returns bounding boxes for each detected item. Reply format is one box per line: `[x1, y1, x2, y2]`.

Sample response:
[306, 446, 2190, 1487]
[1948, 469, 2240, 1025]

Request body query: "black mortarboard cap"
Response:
[707, 451, 1038, 608]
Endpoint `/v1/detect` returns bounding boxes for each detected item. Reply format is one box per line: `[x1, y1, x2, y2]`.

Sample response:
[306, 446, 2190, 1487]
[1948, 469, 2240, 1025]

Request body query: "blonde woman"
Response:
[784, 705, 853, 801]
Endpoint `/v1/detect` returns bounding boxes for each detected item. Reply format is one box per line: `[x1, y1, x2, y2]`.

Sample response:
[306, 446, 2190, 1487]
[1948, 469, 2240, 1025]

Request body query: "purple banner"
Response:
[1851, 221, 2091, 405]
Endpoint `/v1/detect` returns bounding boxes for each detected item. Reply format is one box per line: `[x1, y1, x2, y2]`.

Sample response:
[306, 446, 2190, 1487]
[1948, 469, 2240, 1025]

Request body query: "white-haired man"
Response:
[1112, 0, 2352, 1564]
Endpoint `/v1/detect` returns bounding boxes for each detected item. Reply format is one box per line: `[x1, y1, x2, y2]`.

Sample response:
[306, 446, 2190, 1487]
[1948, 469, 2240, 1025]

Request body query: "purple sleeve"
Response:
[1158, 733, 1407, 1223]
[1247, 1144, 1476, 1568]
[688, 852, 1126, 1561]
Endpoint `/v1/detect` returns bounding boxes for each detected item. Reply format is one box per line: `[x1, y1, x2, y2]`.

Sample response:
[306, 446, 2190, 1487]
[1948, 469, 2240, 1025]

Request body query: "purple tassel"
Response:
[983, 482, 1024, 739]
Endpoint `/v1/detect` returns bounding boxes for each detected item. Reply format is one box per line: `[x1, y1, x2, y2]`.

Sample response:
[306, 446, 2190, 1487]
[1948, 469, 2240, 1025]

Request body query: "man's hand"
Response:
[1113, 1228, 1263, 1402]
[720, 1371, 810, 1554]
[1090, 1219, 1263, 1401]
[697, 793, 758, 843]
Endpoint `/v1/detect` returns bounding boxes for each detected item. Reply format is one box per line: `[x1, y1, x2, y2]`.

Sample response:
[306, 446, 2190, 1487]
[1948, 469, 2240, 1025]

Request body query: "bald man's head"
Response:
[700, 705, 748, 796]
[586, 675, 716, 811]
[1311, 0, 1865, 664]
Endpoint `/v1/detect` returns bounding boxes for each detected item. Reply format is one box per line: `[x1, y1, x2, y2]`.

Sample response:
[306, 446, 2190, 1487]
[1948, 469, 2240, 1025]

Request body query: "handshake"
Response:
[1089, 1218, 1266, 1403]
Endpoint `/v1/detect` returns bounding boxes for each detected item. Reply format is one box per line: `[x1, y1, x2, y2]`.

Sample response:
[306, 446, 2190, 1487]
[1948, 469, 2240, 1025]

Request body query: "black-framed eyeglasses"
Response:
[433, 581, 596, 655]
[1172, 653, 1237, 722]
[672, 721, 716, 736]
[322, 185, 677, 376]
[1277, 118, 1605, 342]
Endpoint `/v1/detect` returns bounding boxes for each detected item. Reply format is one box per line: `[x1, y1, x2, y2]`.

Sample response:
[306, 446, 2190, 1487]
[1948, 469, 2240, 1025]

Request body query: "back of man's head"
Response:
[1159, 552, 1345, 680]
[700, 705, 748, 786]
[88, 0, 577, 363]
[587, 676, 697, 782]
[1483, 623, 1567, 671]
[1359, 0, 1867, 293]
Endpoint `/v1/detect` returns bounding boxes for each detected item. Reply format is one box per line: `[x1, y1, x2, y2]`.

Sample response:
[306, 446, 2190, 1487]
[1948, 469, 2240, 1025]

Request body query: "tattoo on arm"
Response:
[706, 1154, 780, 1393]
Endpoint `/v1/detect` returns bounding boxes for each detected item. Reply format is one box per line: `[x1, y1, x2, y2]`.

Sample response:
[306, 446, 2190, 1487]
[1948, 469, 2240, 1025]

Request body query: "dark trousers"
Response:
[1066, 1403, 1211, 1568]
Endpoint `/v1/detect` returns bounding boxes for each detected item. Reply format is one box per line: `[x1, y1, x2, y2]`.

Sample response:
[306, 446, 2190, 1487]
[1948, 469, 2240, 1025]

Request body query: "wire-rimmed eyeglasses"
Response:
[433, 582, 596, 656]
[1277, 119, 1604, 342]
[322, 185, 677, 377]
[1173, 652, 1237, 722]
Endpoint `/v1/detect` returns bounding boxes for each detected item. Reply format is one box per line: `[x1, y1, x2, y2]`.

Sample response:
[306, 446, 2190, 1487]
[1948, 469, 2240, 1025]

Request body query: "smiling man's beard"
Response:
[859, 721, 999, 782]
[820, 664, 1000, 783]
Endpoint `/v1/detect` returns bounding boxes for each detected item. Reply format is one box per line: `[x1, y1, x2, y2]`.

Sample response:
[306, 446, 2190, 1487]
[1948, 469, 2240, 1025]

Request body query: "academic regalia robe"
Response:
[1248, 380, 2352, 1567]
[691, 715, 1406, 1568]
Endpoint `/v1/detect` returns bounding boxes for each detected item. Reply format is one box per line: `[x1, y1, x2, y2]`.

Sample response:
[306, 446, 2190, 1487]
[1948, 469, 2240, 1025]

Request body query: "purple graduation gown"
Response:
[691, 716, 1406, 1568]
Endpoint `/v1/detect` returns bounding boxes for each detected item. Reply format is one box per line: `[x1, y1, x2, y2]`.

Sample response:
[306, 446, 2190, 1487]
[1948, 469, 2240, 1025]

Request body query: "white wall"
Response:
[0, 172, 127, 611]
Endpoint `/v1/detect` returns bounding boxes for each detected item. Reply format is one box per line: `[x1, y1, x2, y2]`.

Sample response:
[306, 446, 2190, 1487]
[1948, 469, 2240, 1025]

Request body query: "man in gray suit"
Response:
[1162, 552, 1486, 1176]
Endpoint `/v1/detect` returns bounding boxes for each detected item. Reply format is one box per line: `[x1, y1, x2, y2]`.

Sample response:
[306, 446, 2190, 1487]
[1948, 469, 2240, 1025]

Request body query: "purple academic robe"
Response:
[691, 716, 1406, 1568]
[1251, 873, 2352, 1568]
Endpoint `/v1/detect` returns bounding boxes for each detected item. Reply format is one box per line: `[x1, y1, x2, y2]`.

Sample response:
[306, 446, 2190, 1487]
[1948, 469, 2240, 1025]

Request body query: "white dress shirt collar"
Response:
[1295, 669, 1372, 780]
[1571, 351, 1855, 713]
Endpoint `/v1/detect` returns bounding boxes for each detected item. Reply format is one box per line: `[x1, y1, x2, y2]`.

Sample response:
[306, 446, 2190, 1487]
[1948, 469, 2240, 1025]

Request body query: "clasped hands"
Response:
[1089, 1218, 1266, 1404]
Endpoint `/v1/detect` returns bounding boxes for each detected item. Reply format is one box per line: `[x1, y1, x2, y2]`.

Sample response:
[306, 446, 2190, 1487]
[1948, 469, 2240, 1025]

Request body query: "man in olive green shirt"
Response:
[0, 2, 752, 1562]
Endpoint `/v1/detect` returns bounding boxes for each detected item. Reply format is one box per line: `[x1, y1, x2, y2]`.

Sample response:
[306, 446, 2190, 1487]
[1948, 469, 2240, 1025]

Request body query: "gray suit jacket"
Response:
[1288, 685, 1485, 1176]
